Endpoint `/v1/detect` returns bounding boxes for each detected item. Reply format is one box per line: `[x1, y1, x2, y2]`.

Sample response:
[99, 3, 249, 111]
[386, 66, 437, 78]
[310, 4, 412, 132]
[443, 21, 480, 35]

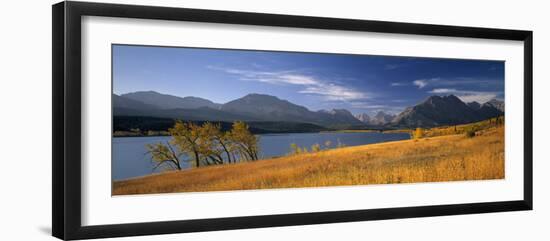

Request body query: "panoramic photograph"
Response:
[111, 44, 505, 195]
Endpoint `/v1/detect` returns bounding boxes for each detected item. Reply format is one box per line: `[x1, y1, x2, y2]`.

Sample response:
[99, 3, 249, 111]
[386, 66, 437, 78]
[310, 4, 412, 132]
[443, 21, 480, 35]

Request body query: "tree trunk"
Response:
[194, 152, 200, 167]
[219, 141, 232, 163]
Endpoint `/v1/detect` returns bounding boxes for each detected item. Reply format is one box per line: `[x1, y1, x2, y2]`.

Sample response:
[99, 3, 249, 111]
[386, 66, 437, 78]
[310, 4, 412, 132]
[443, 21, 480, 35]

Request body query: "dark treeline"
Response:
[113, 116, 330, 136]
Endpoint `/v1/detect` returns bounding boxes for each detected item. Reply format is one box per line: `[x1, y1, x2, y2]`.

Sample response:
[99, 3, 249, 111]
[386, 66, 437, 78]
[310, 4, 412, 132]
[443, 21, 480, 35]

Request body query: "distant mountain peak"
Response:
[484, 99, 505, 112]
[121, 90, 221, 109]
[392, 95, 503, 127]
[139, 90, 160, 94]
[244, 93, 274, 97]
[240, 93, 289, 102]
[424, 94, 462, 105]
[375, 111, 388, 117]
[486, 98, 504, 106]
[355, 113, 371, 123]
[368, 111, 395, 125]
[222, 93, 307, 114]
[221, 95, 363, 127]
[467, 101, 481, 110]
[126, 90, 163, 96]
[446, 94, 460, 99]
[324, 109, 353, 116]
[241, 93, 282, 100]
[112, 94, 157, 110]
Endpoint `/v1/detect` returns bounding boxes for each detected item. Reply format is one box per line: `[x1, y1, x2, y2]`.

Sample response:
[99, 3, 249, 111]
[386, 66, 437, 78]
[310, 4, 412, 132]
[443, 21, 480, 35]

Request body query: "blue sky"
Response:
[113, 45, 504, 115]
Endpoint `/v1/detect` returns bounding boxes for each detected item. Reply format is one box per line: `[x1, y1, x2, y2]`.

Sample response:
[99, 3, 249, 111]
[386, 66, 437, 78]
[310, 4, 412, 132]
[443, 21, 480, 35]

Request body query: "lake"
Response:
[112, 132, 410, 180]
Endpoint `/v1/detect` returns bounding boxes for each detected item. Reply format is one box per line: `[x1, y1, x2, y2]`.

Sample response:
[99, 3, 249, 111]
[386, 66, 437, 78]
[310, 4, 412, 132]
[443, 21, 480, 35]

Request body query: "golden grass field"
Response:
[113, 123, 504, 195]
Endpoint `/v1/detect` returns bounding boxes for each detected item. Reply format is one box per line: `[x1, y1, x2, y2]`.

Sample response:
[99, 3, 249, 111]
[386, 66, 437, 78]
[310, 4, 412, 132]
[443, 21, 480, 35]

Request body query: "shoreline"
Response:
[113, 129, 412, 138]
[113, 125, 503, 195]
[112, 135, 414, 182]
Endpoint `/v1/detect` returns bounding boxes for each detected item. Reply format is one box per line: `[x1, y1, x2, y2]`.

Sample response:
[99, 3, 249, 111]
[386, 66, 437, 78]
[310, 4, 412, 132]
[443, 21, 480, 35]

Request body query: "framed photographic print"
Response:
[52, 1, 533, 240]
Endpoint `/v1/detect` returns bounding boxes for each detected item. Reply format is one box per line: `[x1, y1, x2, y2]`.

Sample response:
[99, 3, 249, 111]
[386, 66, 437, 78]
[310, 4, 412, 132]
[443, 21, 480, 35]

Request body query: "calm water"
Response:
[112, 132, 410, 180]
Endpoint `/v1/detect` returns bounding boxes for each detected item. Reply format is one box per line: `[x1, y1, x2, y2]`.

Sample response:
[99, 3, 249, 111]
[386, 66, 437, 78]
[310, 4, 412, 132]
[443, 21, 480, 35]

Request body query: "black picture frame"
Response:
[52, 1, 533, 240]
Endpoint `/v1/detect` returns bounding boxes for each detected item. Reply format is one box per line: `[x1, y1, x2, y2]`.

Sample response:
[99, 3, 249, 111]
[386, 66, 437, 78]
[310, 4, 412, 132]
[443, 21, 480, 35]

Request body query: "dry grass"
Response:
[384, 116, 504, 138]
[113, 124, 504, 195]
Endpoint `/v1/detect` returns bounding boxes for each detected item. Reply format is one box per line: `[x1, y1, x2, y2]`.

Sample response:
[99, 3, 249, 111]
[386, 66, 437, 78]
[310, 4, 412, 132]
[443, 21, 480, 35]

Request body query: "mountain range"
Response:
[114, 90, 504, 129]
[390, 95, 503, 127]
[355, 111, 396, 126]
[122, 91, 221, 109]
[220, 94, 363, 126]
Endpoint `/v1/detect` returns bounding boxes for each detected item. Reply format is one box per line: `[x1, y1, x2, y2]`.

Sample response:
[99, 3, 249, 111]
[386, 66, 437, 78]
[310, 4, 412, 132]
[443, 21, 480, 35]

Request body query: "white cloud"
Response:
[299, 83, 367, 101]
[210, 66, 369, 101]
[391, 82, 407, 86]
[413, 79, 428, 89]
[351, 103, 390, 109]
[209, 67, 303, 85]
[428, 88, 499, 103]
[429, 88, 457, 94]
[457, 94, 498, 103]
[411, 77, 502, 90]
[278, 74, 319, 85]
